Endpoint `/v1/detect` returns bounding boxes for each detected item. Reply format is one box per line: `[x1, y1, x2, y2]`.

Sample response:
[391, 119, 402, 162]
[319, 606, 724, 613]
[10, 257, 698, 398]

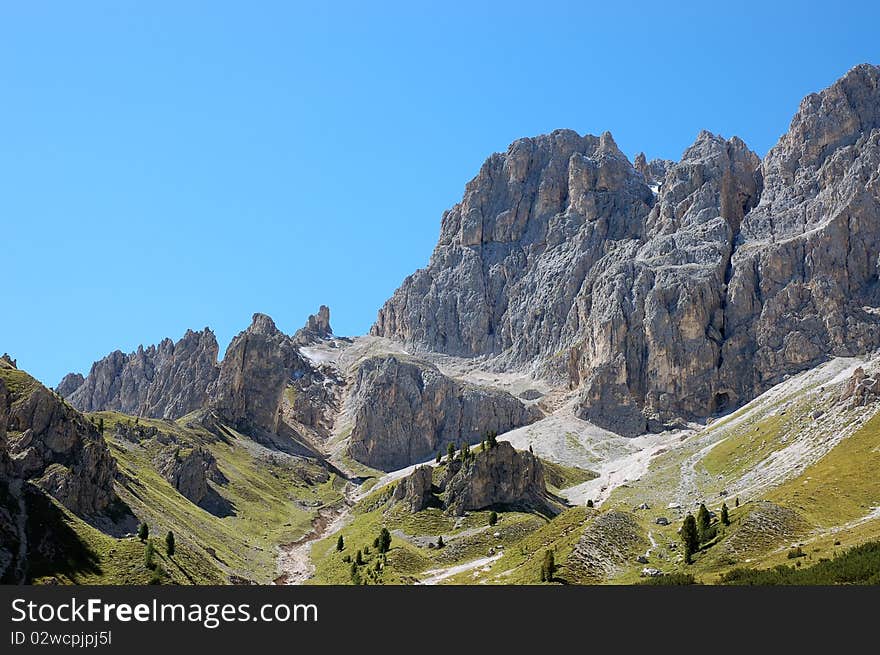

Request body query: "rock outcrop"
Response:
[391, 465, 435, 512]
[373, 64, 880, 435]
[65, 328, 220, 420]
[346, 355, 539, 470]
[154, 446, 222, 505]
[840, 366, 880, 408]
[0, 364, 117, 524]
[391, 442, 557, 515]
[442, 442, 556, 515]
[293, 305, 333, 344]
[210, 314, 317, 453]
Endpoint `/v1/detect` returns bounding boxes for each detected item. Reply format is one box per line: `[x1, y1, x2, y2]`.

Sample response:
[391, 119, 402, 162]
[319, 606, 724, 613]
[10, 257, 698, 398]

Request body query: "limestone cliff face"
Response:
[1, 366, 117, 516]
[0, 360, 118, 581]
[373, 64, 880, 435]
[64, 328, 220, 420]
[210, 313, 311, 439]
[719, 64, 880, 401]
[347, 355, 539, 471]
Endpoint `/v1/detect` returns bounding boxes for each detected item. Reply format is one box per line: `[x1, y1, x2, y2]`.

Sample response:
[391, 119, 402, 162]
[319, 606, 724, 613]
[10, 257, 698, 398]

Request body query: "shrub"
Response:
[640, 573, 697, 586]
[138, 522, 149, 542]
[144, 540, 155, 569]
[165, 531, 175, 556]
[489, 511, 498, 526]
[337, 535, 344, 551]
[721, 542, 880, 585]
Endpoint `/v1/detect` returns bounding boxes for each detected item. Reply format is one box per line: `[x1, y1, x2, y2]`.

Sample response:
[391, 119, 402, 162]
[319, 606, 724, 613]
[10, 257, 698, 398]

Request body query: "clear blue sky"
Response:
[3, 1, 879, 386]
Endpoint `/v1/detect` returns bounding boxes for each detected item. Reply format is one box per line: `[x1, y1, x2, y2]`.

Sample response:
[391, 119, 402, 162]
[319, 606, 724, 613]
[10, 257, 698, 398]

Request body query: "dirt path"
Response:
[418, 552, 503, 585]
[274, 501, 351, 585]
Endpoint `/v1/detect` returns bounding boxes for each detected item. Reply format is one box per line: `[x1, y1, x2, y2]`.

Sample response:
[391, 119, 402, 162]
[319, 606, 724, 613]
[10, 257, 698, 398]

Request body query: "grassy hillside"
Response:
[308, 482, 546, 585]
[17, 407, 346, 585]
[95, 411, 345, 584]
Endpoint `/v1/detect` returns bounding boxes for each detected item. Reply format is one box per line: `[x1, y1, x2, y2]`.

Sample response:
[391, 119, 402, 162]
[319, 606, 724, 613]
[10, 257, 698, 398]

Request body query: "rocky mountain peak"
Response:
[64, 328, 220, 420]
[210, 313, 316, 451]
[780, 63, 880, 170]
[56, 373, 85, 397]
[248, 312, 281, 336]
[373, 64, 880, 436]
[294, 305, 333, 344]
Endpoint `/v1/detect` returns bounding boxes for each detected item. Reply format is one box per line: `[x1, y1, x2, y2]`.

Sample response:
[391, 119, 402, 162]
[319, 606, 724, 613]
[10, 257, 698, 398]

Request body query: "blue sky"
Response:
[3, 1, 879, 386]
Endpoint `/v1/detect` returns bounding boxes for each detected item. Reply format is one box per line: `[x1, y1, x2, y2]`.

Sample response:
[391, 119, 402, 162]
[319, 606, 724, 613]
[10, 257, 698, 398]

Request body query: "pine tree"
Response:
[435, 451, 441, 465]
[461, 442, 470, 461]
[350, 561, 360, 584]
[447, 442, 456, 462]
[541, 550, 555, 582]
[586, 499, 594, 508]
[355, 549, 363, 565]
[144, 540, 155, 569]
[697, 503, 712, 540]
[437, 535, 444, 549]
[529, 444, 533, 454]
[721, 502, 730, 526]
[165, 531, 175, 556]
[138, 522, 149, 542]
[681, 513, 699, 564]
[487, 431, 498, 449]
[735, 497, 740, 508]
[489, 511, 498, 526]
[98, 417, 104, 434]
[378, 527, 392, 554]
[337, 535, 345, 551]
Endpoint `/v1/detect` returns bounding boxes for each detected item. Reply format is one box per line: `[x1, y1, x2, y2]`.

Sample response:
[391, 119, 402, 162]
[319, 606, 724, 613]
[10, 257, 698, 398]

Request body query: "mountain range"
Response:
[2, 63, 880, 585]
